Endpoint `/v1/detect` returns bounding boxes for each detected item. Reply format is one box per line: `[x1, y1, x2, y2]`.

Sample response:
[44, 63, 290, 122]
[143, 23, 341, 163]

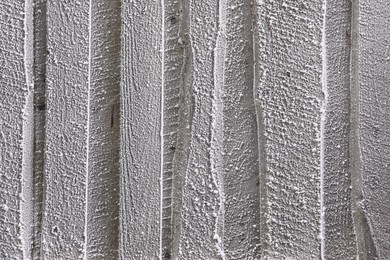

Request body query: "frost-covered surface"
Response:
[0, 1, 29, 259]
[86, 0, 121, 259]
[352, 0, 390, 258]
[1, 0, 390, 259]
[42, 1, 90, 258]
[323, 0, 356, 258]
[254, 0, 324, 258]
[120, 0, 162, 259]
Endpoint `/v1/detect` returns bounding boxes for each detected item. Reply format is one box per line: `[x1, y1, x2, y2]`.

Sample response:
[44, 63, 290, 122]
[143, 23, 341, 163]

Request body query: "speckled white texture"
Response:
[0, 1, 30, 259]
[1, 0, 390, 259]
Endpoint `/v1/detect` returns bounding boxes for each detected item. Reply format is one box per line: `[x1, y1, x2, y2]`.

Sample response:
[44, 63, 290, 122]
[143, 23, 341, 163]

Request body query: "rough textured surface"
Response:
[0, 1, 30, 259]
[86, 0, 121, 259]
[174, 0, 225, 258]
[2, 0, 390, 259]
[120, 0, 162, 259]
[31, 0, 47, 259]
[161, 0, 186, 258]
[254, 0, 323, 258]
[223, 0, 261, 259]
[351, 0, 390, 258]
[323, 0, 357, 259]
[42, 1, 89, 258]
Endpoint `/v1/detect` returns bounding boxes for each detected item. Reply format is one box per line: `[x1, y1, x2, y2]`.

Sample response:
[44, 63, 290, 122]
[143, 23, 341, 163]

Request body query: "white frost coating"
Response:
[211, 0, 226, 255]
[83, 0, 92, 258]
[160, 0, 165, 258]
[320, 0, 328, 259]
[21, 0, 34, 258]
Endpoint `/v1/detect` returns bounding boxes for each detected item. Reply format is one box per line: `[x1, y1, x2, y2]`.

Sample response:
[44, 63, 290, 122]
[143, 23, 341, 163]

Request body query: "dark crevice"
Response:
[31, 0, 47, 259]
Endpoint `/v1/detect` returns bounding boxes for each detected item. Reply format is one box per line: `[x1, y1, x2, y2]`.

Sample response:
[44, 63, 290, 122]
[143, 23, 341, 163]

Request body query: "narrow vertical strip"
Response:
[322, 0, 356, 258]
[255, 0, 323, 258]
[176, 0, 225, 258]
[31, 0, 48, 258]
[85, 0, 121, 258]
[320, 0, 328, 258]
[119, 0, 163, 257]
[349, 1, 364, 257]
[42, 1, 90, 257]
[160, 0, 165, 257]
[166, 0, 192, 257]
[252, 2, 269, 257]
[222, 0, 262, 258]
[211, 0, 226, 257]
[83, 0, 92, 258]
[350, 0, 389, 257]
[0, 1, 32, 258]
[21, 0, 34, 258]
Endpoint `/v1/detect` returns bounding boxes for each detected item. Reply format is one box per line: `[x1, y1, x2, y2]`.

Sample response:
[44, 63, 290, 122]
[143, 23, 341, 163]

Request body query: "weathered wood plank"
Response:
[323, 0, 357, 258]
[161, 0, 186, 258]
[351, 0, 390, 258]
[222, 0, 261, 259]
[119, 0, 163, 258]
[86, 0, 121, 259]
[175, 0, 226, 258]
[253, 0, 323, 258]
[42, 1, 89, 258]
[0, 1, 32, 259]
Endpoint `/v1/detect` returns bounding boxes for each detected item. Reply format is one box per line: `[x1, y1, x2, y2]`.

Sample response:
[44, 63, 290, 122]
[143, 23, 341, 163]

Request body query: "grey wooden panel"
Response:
[0, 1, 32, 259]
[120, 0, 162, 258]
[253, 0, 323, 258]
[42, 1, 89, 258]
[222, 0, 261, 259]
[161, 0, 186, 258]
[86, 0, 121, 259]
[351, 0, 390, 258]
[323, 0, 357, 259]
[174, 0, 226, 258]
[3, 1, 390, 259]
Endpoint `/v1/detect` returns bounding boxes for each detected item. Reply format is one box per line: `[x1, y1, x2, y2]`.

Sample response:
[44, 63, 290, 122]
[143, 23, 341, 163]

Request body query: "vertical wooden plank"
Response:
[0, 1, 32, 259]
[253, 0, 323, 258]
[351, 0, 390, 258]
[86, 0, 121, 259]
[42, 1, 89, 258]
[120, 0, 162, 258]
[222, 0, 261, 259]
[161, 0, 185, 258]
[323, 0, 357, 258]
[175, 0, 226, 258]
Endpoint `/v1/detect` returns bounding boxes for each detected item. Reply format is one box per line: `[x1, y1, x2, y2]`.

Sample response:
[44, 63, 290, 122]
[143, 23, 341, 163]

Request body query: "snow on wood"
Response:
[119, 0, 163, 258]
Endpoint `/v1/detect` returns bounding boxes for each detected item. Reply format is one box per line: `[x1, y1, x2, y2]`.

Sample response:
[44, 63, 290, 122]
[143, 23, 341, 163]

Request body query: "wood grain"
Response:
[0, 1, 31, 259]
[253, 0, 323, 258]
[42, 1, 89, 258]
[1, 1, 390, 259]
[119, 0, 162, 258]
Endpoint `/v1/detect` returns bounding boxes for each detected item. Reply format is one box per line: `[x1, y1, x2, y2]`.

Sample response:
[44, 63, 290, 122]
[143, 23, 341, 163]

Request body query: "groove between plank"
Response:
[31, 0, 48, 259]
